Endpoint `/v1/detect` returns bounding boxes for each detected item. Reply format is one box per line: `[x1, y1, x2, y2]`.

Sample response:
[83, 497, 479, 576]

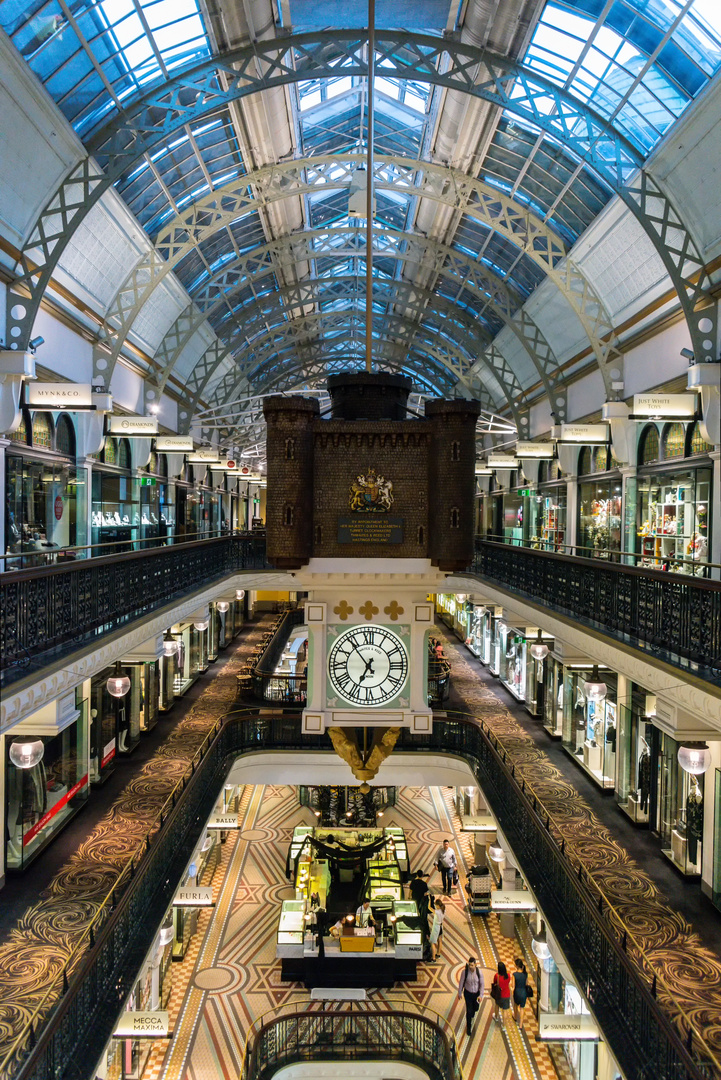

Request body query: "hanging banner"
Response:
[488, 455, 519, 468]
[537, 1012, 599, 1041]
[108, 416, 158, 436]
[113, 1012, 171, 1039]
[187, 448, 221, 463]
[27, 383, 93, 408]
[516, 442, 555, 458]
[632, 393, 696, 418]
[155, 436, 194, 451]
[559, 424, 608, 444]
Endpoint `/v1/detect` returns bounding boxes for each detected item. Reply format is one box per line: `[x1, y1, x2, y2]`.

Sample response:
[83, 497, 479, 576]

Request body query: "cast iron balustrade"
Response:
[0, 533, 269, 687]
[240, 1001, 460, 1080]
[250, 608, 307, 704]
[472, 538, 721, 680]
[427, 657, 451, 706]
[3, 712, 714, 1080]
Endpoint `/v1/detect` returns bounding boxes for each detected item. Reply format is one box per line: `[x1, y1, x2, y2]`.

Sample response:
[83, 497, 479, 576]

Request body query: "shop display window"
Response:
[538, 489, 566, 551]
[561, 667, 617, 788]
[159, 648, 177, 712]
[91, 471, 140, 555]
[170, 622, 204, 694]
[90, 672, 120, 781]
[124, 661, 160, 735]
[658, 733, 703, 875]
[524, 636, 552, 719]
[466, 605, 485, 657]
[637, 468, 710, 574]
[577, 478, 622, 558]
[5, 713, 89, 870]
[498, 624, 527, 702]
[542, 656, 565, 737]
[616, 692, 655, 825]
[5, 454, 87, 567]
[712, 771, 721, 912]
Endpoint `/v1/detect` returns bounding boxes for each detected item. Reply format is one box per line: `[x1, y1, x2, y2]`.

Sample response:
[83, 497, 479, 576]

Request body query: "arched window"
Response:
[315, 524, 322, 544]
[687, 421, 713, 456]
[417, 525, 425, 545]
[156, 453, 168, 478]
[285, 438, 295, 461]
[451, 441, 460, 462]
[103, 438, 117, 466]
[55, 414, 75, 457]
[8, 410, 30, 444]
[592, 446, 609, 472]
[577, 447, 592, 475]
[549, 460, 561, 481]
[184, 463, 194, 484]
[32, 412, 53, 448]
[146, 451, 158, 474]
[537, 461, 548, 485]
[284, 505, 294, 526]
[662, 423, 685, 459]
[639, 425, 659, 465]
[116, 438, 131, 469]
[450, 507, 460, 529]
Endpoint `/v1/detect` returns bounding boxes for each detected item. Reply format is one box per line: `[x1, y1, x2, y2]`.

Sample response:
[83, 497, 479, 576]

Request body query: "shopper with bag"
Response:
[436, 839, 457, 895]
[491, 961, 512, 1025]
[458, 956, 484, 1036]
[512, 957, 533, 1029]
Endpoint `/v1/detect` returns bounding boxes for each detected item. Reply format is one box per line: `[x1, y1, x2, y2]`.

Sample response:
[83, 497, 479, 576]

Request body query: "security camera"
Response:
[29, 336, 45, 351]
[680, 348, 694, 361]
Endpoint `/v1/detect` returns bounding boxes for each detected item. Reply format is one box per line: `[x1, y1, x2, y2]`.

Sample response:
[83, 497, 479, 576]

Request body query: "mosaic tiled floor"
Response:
[0, 618, 276, 1066]
[437, 623, 721, 1071]
[143, 782, 560, 1080]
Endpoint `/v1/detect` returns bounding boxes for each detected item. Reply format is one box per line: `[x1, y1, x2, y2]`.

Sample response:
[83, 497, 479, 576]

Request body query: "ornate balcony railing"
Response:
[0, 533, 270, 687]
[472, 538, 721, 679]
[240, 1001, 461, 1080]
[4, 711, 713, 1080]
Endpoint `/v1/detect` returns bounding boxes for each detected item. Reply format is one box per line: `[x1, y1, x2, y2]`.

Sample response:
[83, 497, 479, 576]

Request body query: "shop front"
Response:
[576, 447, 622, 559]
[633, 422, 712, 575]
[561, 665, 617, 789]
[524, 633, 553, 719]
[4, 689, 89, 870]
[498, 622, 529, 702]
[167, 621, 206, 696]
[139, 452, 173, 547]
[122, 659, 161, 736]
[615, 687, 656, 825]
[479, 606, 503, 674]
[465, 603, 487, 658]
[656, 732, 704, 876]
[5, 411, 87, 567]
[91, 438, 138, 555]
[536, 460, 567, 551]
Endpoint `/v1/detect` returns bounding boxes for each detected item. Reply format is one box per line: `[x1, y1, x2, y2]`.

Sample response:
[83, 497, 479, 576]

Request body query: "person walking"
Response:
[436, 839, 457, 895]
[491, 961, 512, 1025]
[512, 957, 531, 1028]
[428, 898, 445, 961]
[409, 869, 431, 945]
[458, 956, 484, 1036]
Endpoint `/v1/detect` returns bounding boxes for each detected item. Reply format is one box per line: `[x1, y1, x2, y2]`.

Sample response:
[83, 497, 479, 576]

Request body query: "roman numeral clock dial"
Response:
[327, 625, 409, 707]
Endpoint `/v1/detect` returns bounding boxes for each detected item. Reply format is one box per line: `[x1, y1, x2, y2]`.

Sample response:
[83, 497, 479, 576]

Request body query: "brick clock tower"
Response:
[263, 373, 480, 749]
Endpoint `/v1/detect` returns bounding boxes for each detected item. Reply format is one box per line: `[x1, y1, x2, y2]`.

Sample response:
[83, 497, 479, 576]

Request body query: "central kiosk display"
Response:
[277, 824, 421, 987]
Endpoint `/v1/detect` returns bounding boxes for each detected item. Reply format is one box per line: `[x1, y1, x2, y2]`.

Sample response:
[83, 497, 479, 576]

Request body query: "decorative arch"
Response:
[638, 425, 660, 466]
[55, 413, 76, 457]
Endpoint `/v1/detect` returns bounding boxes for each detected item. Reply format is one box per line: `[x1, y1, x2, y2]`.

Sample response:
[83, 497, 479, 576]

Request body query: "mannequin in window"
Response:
[638, 742, 651, 814]
[686, 778, 703, 866]
[606, 721, 616, 754]
[574, 684, 586, 730]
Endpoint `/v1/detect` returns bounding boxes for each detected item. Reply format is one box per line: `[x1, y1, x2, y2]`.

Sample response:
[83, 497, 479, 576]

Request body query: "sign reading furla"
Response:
[27, 383, 93, 408]
[633, 393, 696, 418]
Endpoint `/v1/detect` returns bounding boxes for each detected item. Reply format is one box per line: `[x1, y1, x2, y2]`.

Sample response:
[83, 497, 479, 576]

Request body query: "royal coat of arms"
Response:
[349, 468, 394, 513]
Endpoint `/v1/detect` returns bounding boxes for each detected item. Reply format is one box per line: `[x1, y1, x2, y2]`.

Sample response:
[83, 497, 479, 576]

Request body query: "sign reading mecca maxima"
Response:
[113, 1012, 171, 1039]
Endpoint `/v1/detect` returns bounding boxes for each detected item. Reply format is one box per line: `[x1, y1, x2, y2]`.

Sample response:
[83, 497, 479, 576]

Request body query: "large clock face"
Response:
[328, 624, 409, 707]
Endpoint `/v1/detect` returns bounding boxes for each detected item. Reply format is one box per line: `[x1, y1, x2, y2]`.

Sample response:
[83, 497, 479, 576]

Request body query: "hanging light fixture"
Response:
[530, 631, 549, 662]
[678, 742, 712, 775]
[106, 661, 131, 698]
[583, 665, 607, 702]
[163, 630, 179, 657]
[532, 921, 552, 961]
[235, 589, 245, 601]
[9, 738, 45, 769]
[456, 593, 467, 604]
[488, 842, 505, 862]
[193, 618, 209, 632]
[217, 600, 230, 613]
[158, 918, 174, 947]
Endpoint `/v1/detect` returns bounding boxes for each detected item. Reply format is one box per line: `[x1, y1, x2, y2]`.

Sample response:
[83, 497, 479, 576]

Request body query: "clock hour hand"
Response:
[359, 656, 375, 682]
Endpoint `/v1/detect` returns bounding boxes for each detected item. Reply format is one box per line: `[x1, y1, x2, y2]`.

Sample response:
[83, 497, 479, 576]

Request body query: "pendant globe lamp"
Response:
[678, 742, 711, 775]
[106, 661, 131, 698]
[530, 631, 549, 662]
[583, 665, 607, 702]
[163, 630, 179, 657]
[9, 738, 45, 769]
[532, 921, 552, 961]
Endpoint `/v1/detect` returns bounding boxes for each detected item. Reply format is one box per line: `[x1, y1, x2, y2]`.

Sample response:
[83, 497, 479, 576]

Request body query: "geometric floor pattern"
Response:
[143, 782, 561, 1080]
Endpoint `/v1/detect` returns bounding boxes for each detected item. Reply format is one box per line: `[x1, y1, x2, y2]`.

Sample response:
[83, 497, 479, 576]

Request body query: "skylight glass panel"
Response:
[2, 0, 211, 135]
[523, 1, 721, 157]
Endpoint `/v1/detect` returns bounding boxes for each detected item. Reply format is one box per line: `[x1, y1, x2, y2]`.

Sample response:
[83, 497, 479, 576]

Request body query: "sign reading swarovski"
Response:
[27, 383, 93, 408]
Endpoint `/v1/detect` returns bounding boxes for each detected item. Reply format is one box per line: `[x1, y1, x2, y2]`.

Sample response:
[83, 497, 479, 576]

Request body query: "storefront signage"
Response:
[207, 815, 239, 829]
[27, 382, 93, 408]
[559, 424, 608, 444]
[54, 495, 64, 520]
[101, 740, 116, 769]
[490, 891, 537, 912]
[155, 436, 194, 451]
[537, 1012, 599, 1041]
[461, 814, 496, 833]
[338, 516, 404, 544]
[113, 1012, 171, 1039]
[474, 465, 493, 475]
[173, 887, 213, 907]
[632, 393, 696, 418]
[23, 774, 88, 846]
[210, 460, 240, 470]
[488, 455, 519, 468]
[187, 448, 221, 462]
[108, 416, 159, 436]
[516, 442, 555, 458]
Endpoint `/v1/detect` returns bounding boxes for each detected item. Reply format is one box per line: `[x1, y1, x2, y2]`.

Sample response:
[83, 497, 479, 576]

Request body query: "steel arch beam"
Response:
[8, 31, 715, 382]
[151, 225, 565, 421]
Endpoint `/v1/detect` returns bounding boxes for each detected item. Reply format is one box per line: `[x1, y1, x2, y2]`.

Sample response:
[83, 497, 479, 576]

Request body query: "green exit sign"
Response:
[517, 488, 533, 497]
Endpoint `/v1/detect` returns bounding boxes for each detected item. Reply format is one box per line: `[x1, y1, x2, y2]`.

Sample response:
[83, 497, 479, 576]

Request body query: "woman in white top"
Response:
[428, 898, 445, 961]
